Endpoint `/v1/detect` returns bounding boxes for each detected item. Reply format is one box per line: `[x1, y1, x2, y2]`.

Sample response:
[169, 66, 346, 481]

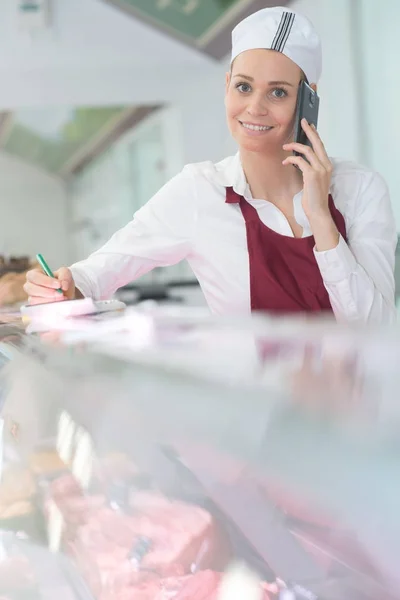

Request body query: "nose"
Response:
[246, 93, 269, 117]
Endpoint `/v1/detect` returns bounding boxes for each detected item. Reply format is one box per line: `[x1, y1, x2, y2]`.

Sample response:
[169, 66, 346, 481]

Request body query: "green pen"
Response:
[36, 253, 63, 294]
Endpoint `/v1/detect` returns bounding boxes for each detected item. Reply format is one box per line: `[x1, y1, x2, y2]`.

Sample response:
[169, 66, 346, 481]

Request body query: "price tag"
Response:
[0, 535, 7, 562]
[57, 411, 77, 465]
[47, 498, 64, 553]
[71, 428, 94, 490]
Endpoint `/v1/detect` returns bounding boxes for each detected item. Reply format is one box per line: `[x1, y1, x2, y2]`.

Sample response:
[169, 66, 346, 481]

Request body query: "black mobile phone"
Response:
[293, 80, 320, 158]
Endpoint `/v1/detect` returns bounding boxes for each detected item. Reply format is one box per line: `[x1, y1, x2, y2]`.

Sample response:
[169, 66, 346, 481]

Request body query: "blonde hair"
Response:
[230, 50, 308, 83]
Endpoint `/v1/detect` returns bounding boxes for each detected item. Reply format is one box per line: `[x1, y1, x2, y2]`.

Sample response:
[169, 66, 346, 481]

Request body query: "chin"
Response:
[230, 124, 283, 155]
[235, 135, 278, 155]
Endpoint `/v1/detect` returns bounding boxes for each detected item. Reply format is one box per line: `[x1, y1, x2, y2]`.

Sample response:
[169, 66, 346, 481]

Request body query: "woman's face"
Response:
[225, 49, 304, 155]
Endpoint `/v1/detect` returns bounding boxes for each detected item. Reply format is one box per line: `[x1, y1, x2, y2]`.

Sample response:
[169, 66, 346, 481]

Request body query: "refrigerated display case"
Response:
[0, 311, 399, 600]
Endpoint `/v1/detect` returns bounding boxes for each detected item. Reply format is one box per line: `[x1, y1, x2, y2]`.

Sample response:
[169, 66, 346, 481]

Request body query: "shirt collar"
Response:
[214, 153, 331, 232]
[214, 153, 313, 235]
[214, 153, 251, 198]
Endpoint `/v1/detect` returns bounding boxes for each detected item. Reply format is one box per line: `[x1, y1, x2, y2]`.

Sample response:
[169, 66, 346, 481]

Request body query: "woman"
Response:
[24, 7, 396, 323]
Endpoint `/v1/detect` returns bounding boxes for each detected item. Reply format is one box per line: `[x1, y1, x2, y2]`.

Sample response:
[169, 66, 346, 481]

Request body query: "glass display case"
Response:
[0, 310, 399, 600]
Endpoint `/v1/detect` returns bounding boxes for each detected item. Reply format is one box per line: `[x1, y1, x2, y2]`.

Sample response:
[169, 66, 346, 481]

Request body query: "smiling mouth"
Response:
[239, 121, 274, 132]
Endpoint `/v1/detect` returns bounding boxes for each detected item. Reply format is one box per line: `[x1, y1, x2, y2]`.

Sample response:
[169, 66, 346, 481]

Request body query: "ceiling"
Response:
[0, 0, 212, 175]
[1, 107, 126, 174]
[104, 0, 291, 58]
[0, 0, 290, 109]
[0, 105, 161, 177]
[0, 0, 289, 177]
[0, 0, 213, 71]
[104, 0, 243, 58]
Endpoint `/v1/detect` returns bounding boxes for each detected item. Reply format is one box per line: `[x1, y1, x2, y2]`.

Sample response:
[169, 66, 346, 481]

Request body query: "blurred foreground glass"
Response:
[0, 311, 399, 599]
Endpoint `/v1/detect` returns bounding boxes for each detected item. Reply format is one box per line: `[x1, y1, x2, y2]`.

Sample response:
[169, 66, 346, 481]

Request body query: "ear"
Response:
[310, 83, 318, 93]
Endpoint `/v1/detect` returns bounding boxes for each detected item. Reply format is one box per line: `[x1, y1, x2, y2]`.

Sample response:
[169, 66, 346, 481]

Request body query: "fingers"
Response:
[54, 267, 73, 293]
[24, 268, 66, 304]
[26, 269, 62, 290]
[282, 154, 312, 174]
[283, 142, 323, 170]
[300, 119, 332, 170]
[283, 118, 332, 173]
[27, 294, 65, 305]
[24, 285, 65, 303]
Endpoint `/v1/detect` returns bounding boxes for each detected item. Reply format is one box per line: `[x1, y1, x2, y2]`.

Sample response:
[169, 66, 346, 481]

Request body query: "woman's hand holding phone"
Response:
[282, 118, 333, 219]
[282, 120, 339, 251]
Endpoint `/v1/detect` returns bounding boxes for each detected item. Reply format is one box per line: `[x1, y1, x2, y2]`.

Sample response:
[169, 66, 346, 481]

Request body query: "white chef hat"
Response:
[231, 6, 322, 84]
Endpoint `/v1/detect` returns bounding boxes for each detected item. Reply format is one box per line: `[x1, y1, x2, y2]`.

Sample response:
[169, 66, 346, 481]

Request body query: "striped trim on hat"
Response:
[230, 7, 322, 83]
[271, 11, 296, 53]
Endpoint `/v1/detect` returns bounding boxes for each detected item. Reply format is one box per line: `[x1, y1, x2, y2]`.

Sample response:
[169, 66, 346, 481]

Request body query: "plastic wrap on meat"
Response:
[107, 570, 272, 600]
[48, 474, 82, 500]
[70, 492, 224, 597]
[158, 571, 223, 600]
[49, 473, 104, 514]
[44, 473, 106, 544]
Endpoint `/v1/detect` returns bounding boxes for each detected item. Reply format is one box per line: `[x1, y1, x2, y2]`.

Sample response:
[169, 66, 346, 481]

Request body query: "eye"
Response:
[236, 82, 252, 93]
[271, 87, 288, 99]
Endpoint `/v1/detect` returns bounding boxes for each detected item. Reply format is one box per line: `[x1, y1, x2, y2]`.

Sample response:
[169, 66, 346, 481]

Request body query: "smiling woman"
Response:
[24, 6, 397, 324]
[226, 50, 303, 148]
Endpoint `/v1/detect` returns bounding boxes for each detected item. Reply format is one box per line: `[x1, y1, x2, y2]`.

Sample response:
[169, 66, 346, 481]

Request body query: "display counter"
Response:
[0, 310, 398, 600]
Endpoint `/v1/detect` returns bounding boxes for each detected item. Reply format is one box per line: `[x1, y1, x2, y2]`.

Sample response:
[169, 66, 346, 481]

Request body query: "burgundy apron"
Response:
[226, 187, 347, 314]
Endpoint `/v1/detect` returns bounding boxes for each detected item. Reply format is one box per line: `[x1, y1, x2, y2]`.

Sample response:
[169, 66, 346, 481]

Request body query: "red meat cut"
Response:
[107, 570, 272, 600]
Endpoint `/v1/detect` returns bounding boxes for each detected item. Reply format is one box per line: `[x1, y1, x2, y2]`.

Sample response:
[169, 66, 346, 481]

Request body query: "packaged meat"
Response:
[43, 473, 106, 549]
[44, 468, 144, 545]
[43, 469, 229, 596]
[43, 472, 83, 528]
[70, 492, 223, 597]
[157, 571, 223, 600]
[48, 473, 82, 500]
[105, 570, 272, 600]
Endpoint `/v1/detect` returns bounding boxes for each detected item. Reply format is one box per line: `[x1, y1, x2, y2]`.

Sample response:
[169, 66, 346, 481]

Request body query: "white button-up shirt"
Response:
[70, 153, 397, 323]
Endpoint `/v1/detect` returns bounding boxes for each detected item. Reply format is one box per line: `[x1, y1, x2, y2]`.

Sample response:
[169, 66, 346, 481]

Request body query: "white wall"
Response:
[69, 108, 190, 272]
[358, 0, 400, 225]
[0, 152, 68, 265]
[0, 0, 213, 110]
[292, 0, 399, 228]
[290, 0, 361, 163]
[175, 58, 236, 165]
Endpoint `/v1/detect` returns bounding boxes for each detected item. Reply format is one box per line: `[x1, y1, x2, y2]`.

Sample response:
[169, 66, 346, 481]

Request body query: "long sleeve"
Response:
[314, 170, 397, 324]
[69, 167, 198, 300]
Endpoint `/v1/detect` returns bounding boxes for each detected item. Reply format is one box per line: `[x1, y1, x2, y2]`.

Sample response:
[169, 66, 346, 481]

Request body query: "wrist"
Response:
[304, 206, 332, 225]
[308, 213, 340, 252]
